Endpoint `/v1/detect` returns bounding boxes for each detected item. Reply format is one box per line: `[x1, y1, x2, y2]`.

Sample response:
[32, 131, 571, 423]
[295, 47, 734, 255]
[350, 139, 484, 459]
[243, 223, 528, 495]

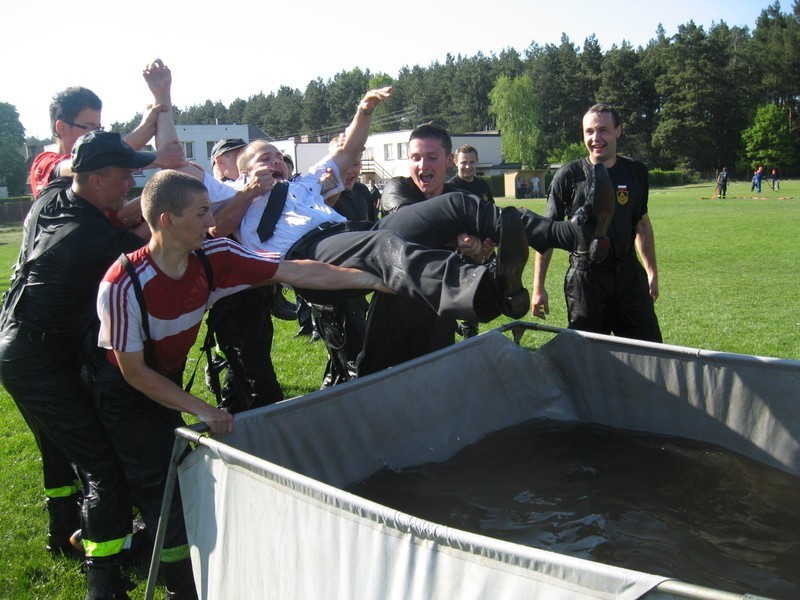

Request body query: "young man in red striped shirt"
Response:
[93, 169, 390, 598]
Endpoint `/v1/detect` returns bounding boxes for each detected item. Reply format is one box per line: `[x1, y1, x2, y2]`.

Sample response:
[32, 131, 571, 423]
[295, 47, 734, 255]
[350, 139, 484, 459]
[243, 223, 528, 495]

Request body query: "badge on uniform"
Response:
[616, 184, 629, 205]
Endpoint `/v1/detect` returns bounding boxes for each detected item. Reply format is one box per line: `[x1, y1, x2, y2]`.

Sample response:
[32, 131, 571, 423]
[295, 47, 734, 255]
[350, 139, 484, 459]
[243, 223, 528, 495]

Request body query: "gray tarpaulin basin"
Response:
[148, 322, 799, 599]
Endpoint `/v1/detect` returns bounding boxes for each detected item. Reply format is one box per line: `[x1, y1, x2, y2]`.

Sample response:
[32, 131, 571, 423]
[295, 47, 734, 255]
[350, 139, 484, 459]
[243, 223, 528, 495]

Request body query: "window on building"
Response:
[397, 142, 408, 160]
[181, 141, 194, 160]
[363, 147, 374, 161]
[207, 141, 216, 158]
[384, 143, 395, 161]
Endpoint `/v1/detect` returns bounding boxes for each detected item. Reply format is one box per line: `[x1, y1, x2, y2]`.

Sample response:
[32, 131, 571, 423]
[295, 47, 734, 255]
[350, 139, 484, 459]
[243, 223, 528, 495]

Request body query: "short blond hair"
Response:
[141, 170, 207, 228]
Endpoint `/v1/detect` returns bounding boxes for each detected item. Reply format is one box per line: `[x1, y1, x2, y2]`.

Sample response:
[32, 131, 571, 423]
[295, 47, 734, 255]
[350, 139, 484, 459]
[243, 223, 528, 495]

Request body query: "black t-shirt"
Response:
[447, 175, 495, 204]
[4, 187, 145, 337]
[332, 182, 377, 222]
[547, 156, 648, 259]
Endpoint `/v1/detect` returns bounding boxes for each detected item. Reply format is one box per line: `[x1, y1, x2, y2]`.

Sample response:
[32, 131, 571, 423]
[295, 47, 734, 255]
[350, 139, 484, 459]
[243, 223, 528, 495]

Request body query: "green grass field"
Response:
[0, 180, 797, 598]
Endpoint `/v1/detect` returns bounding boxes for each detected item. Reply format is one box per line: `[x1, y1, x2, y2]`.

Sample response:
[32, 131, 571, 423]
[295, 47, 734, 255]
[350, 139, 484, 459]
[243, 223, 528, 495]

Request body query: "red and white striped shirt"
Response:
[97, 237, 279, 377]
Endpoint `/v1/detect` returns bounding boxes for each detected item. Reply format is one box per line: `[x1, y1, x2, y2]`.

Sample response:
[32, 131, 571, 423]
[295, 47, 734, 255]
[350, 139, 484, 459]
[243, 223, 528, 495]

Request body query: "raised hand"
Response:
[360, 86, 393, 112]
[142, 58, 172, 105]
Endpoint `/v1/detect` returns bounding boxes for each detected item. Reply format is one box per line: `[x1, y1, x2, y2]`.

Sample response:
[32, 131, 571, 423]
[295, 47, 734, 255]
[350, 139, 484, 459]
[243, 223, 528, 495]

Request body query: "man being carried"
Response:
[153, 69, 613, 329]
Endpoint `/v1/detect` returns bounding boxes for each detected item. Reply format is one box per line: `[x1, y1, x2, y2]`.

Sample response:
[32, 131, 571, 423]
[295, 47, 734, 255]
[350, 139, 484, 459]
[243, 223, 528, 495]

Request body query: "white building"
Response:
[133, 124, 271, 187]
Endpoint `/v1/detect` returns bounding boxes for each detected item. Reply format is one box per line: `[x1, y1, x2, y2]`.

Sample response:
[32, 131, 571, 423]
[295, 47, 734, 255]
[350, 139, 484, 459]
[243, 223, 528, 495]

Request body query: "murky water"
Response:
[348, 419, 800, 599]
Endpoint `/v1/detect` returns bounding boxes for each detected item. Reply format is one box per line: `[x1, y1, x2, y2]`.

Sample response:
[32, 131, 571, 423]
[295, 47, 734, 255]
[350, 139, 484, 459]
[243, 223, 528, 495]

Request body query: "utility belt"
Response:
[569, 251, 633, 271]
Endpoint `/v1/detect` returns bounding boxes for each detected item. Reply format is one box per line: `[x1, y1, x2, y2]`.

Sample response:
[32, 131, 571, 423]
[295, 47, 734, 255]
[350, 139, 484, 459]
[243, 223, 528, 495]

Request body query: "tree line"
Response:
[1, 1, 797, 196]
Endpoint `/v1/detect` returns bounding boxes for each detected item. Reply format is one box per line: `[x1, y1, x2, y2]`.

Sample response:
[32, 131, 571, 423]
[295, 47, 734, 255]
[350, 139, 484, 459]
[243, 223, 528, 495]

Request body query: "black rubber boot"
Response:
[571, 162, 615, 263]
[493, 206, 530, 319]
[45, 494, 81, 554]
[84, 558, 134, 600]
[164, 558, 199, 600]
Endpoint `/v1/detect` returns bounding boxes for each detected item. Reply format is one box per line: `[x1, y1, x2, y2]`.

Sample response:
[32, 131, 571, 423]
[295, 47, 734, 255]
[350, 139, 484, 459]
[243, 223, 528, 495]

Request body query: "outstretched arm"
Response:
[266, 260, 393, 293]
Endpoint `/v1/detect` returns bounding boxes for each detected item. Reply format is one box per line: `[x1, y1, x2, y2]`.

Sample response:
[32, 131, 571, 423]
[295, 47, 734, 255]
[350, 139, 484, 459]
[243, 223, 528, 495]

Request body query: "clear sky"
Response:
[2, 0, 770, 140]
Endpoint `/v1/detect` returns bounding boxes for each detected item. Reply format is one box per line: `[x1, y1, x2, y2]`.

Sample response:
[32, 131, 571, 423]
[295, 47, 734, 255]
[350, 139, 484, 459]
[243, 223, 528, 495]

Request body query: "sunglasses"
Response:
[66, 121, 104, 132]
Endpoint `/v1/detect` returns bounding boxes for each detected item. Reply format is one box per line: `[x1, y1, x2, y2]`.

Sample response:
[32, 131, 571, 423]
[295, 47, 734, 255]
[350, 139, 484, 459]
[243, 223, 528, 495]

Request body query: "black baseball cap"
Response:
[211, 138, 247, 160]
[72, 131, 156, 173]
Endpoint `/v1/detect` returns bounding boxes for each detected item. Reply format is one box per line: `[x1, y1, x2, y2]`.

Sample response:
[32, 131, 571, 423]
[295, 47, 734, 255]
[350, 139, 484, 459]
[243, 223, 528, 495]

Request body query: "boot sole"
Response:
[497, 207, 530, 318]
[591, 163, 615, 240]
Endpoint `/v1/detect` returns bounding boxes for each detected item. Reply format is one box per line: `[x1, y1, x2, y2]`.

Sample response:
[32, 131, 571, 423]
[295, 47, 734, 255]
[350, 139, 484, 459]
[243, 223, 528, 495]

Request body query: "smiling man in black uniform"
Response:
[532, 103, 661, 342]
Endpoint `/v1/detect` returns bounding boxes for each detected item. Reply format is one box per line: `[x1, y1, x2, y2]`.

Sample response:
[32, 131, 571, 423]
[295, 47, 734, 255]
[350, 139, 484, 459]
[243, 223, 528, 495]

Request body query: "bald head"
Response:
[238, 140, 288, 180]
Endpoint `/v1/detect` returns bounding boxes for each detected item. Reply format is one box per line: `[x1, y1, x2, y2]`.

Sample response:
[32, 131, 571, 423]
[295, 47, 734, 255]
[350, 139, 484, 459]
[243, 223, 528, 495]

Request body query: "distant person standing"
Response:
[770, 168, 780, 190]
[751, 166, 763, 193]
[448, 145, 495, 204]
[368, 178, 382, 208]
[532, 175, 541, 198]
[716, 167, 729, 199]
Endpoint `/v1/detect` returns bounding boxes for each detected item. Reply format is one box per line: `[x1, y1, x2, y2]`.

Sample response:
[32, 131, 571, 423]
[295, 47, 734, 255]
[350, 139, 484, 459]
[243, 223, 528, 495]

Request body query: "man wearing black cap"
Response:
[210, 137, 247, 182]
[0, 131, 161, 597]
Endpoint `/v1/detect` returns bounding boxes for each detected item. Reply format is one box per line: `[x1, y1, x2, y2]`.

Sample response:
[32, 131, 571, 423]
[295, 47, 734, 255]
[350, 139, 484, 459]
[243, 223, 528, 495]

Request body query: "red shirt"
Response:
[30, 151, 69, 197]
[97, 238, 279, 377]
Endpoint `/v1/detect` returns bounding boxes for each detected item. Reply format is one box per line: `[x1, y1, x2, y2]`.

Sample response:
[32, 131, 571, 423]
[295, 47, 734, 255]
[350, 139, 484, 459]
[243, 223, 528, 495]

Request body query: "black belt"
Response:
[569, 252, 633, 271]
[286, 220, 372, 258]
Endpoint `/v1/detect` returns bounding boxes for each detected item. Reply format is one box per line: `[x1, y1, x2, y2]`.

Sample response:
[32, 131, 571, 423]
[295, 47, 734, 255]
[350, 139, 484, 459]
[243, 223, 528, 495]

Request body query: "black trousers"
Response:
[373, 191, 571, 253]
[358, 293, 456, 376]
[356, 192, 574, 375]
[0, 325, 133, 553]
[290, 223, 492, 321]
[289, 192, 574, 321]
[207, 286, 284, 413]
[91, 361, 190, 556]
[564, 254, 662, 343]
[315, 295, 369, 387]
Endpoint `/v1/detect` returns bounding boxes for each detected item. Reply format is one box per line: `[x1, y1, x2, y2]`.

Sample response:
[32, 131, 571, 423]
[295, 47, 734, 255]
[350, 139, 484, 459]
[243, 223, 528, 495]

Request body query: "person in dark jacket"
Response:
[0, 131, 156, 597]
[532, 103, 661, 342]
